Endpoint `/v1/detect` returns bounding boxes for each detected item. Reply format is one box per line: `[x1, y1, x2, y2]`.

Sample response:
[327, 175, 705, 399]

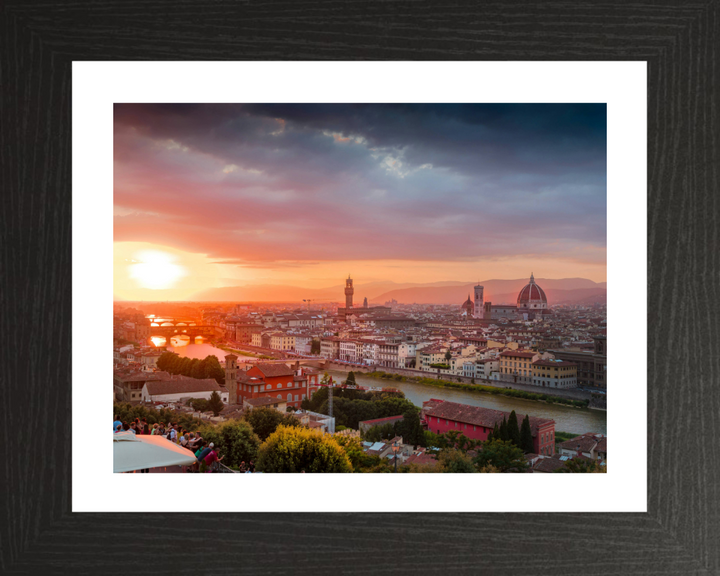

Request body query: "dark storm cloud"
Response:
[114, 103, 606, 264]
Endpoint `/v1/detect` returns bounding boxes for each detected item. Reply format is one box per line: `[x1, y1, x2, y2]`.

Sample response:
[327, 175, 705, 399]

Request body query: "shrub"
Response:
[256, 425, 352, 473]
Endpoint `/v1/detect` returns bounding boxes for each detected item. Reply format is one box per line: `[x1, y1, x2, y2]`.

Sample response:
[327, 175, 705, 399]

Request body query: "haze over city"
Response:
[114, 103, 606, 302]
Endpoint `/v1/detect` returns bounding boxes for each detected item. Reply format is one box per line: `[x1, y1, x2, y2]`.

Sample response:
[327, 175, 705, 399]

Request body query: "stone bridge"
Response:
[148, 324, 218, 340]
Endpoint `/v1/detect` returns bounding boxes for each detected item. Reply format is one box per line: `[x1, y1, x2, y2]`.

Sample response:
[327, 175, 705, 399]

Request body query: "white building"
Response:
[141, 377, 228, 404]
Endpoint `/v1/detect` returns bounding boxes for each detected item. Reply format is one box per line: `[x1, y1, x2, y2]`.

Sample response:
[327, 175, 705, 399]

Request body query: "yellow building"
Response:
[270, 333, 295, 351]
[531, 359, 578, 389]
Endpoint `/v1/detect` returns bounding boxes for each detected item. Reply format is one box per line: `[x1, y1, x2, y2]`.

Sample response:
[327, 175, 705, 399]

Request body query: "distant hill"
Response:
[370, 278, 606, 305]
[188, 280, 477, 303]
[117, 277, 606, 304]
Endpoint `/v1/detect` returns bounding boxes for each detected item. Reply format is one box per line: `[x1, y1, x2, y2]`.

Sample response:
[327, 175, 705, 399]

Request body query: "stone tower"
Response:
[224, 353, 238, 404]
[473, 284, 484, 318]
[345, 275, 354, 309]
[363, 297, 368, 308]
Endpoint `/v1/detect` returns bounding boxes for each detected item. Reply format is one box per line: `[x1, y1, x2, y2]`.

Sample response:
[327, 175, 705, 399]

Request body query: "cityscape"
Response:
[113, 103, 607, 474]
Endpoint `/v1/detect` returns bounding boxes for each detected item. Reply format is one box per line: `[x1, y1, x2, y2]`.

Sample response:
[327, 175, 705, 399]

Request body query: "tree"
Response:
[520, 415, 534, 453]
[474, 439, 529, 473]
[363, 422, 397, 442]
[487, 422, 499, 443]
[197, 420, 260, 469]
[396, 408, 424, 446]
[507, 410, 521, 448]
[245, 407, 301, 441]
[437, 449, 476, 473]
[310, 339, 321, 354]
[191, 398, 209, 412]
[202, 355, 225, 384]
[345, 371, 356, 386]
[444, 350, 452, 362]
[499, 417, 509, 442]
[207, 390, 224, 416]
[191, 360, 205, 379]
[256, 425, 352, 473]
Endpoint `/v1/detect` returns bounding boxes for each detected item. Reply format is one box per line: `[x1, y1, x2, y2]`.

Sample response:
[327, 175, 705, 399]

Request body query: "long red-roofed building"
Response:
[421, 399, 556, 456]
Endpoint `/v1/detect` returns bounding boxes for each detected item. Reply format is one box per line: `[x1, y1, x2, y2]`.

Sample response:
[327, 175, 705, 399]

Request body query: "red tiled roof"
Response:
[499, 351, 536, 358]
[245, 395, 286, 408]
[253, 363, 295, 378]
[425, 400, 554, 436]
[145, 377, 222, 396]
[533, 456, 567, 473]
[359, 415, 405, 426]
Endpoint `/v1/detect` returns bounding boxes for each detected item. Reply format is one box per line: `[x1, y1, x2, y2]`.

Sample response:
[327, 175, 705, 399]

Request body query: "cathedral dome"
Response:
[461, 295, 474, 313]
[517, 273, 547, 309]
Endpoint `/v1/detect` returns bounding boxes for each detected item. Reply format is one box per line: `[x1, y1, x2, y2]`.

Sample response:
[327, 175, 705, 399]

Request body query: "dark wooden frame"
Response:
[2, 1, 718, 574]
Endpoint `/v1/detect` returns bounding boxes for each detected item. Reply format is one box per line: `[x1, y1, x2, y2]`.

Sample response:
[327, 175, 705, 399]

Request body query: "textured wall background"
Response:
[1, 1, 718, 574]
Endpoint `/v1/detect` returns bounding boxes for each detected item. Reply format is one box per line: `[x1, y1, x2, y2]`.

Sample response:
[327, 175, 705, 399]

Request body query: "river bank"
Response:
[326, 369, 607, 435]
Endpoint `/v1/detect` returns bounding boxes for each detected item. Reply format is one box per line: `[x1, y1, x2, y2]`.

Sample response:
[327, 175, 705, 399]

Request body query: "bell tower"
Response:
[224, 353, 238, 404]
[344, 275, 354, 309]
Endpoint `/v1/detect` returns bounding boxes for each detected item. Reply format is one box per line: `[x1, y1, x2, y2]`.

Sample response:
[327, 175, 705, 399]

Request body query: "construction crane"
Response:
[303, 298, 315, 311]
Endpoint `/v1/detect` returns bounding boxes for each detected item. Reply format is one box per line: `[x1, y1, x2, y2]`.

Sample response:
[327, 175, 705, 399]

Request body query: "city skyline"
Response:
[114, 104, 607, 301]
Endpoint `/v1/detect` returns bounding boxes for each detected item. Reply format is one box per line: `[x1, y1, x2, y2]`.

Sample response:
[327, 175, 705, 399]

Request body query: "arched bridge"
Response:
[148, 325, 218, 340]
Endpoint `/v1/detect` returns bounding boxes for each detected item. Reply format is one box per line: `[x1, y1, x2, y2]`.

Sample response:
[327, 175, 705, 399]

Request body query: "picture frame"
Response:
[3, 2, 717, 573]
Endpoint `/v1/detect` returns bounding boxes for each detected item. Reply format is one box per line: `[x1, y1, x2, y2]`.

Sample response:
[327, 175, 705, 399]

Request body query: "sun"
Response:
[128, 250, 187, 289]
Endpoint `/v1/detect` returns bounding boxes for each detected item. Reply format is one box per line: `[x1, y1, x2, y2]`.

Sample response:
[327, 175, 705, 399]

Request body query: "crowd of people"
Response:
[113, 414, 253, 473]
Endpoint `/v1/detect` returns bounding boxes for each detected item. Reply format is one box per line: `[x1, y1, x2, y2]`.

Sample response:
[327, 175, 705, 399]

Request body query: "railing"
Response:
[212, 461, 239, 473]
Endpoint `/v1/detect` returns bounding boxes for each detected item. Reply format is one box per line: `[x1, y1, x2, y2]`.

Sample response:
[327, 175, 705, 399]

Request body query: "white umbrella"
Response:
[113, 431, 198, 473]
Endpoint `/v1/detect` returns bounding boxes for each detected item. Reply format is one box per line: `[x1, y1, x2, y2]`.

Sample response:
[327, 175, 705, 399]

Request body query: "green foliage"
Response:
[332, 434, 372, 471]
[304, 386, 413, 430]
[507, 410, 521, 448]
[429, 363, 450, 369]
[555, 458, 607, 473]
[190, 397, 209, 412]
[396, 408, 425, 446]
[345, 371, 356, 386]
[553, 431, 580, 444]
[474, 439, 529, 473]
[520, 415, 534, 453]
[499, 417, 509, 442]
[207, 390, 224, 416]
[155, 352, 225, 384]
[423, 430, 446, 451]
[437, 449, 476, 473]
[444, 350, 452, 362]
[442, 430, 478, 453]
[113, 402, 201, 431]
[196, 419, 260, 469]
[244, 407, 302, 441]
[256, 425, 352, 473]
[363, 422, 397, 442]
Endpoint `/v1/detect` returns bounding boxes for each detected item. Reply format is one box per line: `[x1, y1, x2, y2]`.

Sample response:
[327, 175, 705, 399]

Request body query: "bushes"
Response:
[197, 419, 261, 469]
[244, 407, 302, 441]
[256, 425, 352, 473]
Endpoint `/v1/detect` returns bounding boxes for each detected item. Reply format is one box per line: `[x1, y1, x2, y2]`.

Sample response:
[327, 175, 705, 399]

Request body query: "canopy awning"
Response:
[113, 431, 197, 473]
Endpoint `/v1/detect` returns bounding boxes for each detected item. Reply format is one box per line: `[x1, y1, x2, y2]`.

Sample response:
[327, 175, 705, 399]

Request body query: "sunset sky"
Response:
[114, 104, 606, 301]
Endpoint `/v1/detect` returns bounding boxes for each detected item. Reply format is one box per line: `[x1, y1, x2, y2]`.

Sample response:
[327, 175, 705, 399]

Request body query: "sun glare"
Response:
[129, 250, 187, 289]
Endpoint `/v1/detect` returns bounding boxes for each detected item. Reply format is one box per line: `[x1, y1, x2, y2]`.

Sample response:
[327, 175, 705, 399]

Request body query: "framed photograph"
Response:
[76, 62, 640, 514]
[4, 2, 718, 574]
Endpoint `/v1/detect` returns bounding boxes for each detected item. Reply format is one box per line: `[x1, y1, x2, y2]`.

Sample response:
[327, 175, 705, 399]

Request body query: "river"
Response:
[327, 370, 606, 435]
[152, 336, 241, 363]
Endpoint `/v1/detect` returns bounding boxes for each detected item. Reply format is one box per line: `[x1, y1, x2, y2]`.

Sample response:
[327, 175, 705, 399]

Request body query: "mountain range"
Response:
[121, 277, 606, 305]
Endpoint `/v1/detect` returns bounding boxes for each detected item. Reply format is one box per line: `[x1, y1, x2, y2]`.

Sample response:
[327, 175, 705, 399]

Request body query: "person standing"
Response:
[197, 443, 214, 473]
[203, 446, 224, 472]
[113, 415, 122, 432]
